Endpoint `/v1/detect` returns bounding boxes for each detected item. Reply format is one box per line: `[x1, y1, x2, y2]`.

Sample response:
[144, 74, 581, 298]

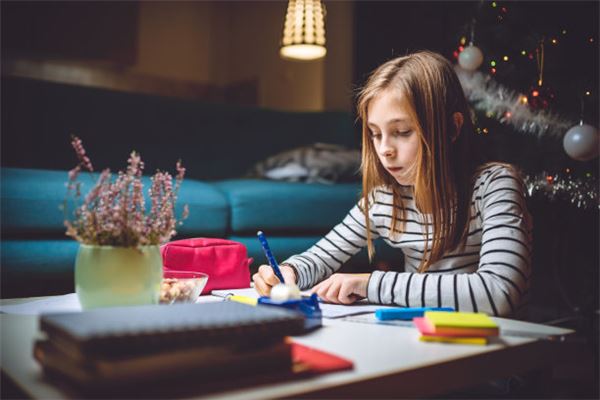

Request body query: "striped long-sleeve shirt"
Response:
[282, 164, 533, 317]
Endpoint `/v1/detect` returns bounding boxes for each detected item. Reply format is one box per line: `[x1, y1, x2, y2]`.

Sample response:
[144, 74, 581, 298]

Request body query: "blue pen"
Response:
[257, 231, 286, 283]
[375, 307, 454, 321]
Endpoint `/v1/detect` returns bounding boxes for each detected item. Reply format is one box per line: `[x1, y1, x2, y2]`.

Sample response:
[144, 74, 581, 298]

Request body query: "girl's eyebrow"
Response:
[367, 118, 409, 129]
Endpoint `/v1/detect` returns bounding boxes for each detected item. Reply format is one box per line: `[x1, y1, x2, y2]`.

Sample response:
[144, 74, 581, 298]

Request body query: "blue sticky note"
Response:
[375, 307, 454, 321]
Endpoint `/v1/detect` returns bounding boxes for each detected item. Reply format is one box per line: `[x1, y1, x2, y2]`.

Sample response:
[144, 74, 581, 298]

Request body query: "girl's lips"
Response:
[388, 167, 403, 172]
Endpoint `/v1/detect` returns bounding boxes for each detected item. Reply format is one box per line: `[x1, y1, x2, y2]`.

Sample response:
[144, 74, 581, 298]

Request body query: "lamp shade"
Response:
[280, 0, 326, 61]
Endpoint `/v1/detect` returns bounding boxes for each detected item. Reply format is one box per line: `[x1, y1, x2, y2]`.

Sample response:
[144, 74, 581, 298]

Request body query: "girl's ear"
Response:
[451, 112, 464, 142]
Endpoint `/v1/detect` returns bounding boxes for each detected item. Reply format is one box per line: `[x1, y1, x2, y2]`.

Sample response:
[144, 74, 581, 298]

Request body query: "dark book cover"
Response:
[34, 337, 293, 390]
[39, 301, 305, 358]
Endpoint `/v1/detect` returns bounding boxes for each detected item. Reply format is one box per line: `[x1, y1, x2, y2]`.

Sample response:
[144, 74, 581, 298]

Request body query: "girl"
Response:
[253, 51, 532, 318]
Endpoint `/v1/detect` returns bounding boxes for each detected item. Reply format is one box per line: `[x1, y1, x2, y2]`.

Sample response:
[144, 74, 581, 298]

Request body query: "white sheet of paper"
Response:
[341, 313, 415, 327]
[210, 288, 396, 318]
[1, 288, 396, 319]
[0, 292, 221, 315]
[0, 293, 82, 315]
[211, 287, 262, 298]
[320, 303, 396, 318]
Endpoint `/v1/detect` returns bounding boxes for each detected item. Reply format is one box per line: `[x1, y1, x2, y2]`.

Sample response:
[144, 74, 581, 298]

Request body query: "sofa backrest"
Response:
[1, 77, 358, 180]
[0, 167, 232, 239]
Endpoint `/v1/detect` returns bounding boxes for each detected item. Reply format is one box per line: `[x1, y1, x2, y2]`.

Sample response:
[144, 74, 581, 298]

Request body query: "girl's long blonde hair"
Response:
[357, 51, 479, 273]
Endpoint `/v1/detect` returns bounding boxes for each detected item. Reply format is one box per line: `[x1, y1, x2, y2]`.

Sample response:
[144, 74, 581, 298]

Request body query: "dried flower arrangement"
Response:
[63, 137, 188, 247]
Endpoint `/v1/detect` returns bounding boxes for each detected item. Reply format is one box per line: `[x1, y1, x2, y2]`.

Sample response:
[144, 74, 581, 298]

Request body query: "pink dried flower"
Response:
[127, 151, 144, 178]
[71, 136, 94, 172]
[63, 137, 188, 247]
[176, 160, 186, 181]
[68, 166, 80, 182]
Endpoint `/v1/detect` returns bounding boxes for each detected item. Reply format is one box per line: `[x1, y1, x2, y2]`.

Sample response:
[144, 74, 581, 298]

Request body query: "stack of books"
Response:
[34, 301, 306, 394]
[413, 311, 499, 345]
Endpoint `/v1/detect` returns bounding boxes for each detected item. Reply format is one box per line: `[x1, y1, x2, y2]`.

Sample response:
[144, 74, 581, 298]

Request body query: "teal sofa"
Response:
[1, 167, 371, 298]
[1, 77, 401, 298]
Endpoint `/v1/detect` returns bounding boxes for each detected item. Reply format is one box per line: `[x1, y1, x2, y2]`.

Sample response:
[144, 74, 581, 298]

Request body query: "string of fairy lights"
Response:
[452, 1, 599, 210]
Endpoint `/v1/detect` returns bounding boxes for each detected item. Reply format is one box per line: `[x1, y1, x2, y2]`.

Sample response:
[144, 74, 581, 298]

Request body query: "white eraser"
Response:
[270, 283, 302, 302]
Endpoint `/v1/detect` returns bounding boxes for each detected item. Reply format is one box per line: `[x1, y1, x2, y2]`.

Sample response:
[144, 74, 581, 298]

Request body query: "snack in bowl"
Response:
[160, 271, 208, 304]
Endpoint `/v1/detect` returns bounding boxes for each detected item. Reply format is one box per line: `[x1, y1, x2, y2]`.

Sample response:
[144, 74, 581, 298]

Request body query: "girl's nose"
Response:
[380, 140, 395, 158]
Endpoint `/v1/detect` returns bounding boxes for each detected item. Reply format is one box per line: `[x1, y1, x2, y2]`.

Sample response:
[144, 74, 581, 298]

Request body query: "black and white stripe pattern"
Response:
[283, 165, 533, 317]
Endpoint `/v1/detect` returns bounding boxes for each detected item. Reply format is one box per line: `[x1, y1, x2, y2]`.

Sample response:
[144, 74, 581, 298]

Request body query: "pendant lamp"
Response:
[280, 0, 327, 61]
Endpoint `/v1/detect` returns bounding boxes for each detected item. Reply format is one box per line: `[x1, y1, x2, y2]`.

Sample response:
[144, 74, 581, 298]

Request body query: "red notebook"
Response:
[290, 341, 354, 374]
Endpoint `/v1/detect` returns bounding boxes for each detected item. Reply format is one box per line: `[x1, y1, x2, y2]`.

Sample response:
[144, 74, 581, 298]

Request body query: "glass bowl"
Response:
[159, 270, 209, 304]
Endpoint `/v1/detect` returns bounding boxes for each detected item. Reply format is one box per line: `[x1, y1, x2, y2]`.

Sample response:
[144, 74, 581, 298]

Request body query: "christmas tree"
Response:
[451, 1, 598, 211]
[447, 1, 598, 322]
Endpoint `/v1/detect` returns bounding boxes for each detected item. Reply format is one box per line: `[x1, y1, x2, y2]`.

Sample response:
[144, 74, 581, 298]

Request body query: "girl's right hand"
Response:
[252, 264, 297, 296]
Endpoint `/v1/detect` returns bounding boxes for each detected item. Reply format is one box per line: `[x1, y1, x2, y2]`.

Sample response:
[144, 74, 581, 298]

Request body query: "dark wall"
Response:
[354, 1, 599, 106]
[354, 1, 472, 85]
[1, 1, 139, 64]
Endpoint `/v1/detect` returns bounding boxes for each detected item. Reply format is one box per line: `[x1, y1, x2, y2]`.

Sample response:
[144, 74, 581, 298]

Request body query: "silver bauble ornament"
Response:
[458, 45, 484, 71]
[563, 123, 599, 161]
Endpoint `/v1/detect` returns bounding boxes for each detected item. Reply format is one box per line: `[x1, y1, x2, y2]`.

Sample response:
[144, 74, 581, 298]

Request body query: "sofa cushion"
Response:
[175, 180, 229, 238]
[0, 239, 79, 297]
[1, 168, 71, 236]
[214, 179, 361, 234]
[0, 168, 229, 238]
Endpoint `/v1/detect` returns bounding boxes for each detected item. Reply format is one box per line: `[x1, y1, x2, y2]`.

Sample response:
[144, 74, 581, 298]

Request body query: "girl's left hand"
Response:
[311, 273, 371, 304]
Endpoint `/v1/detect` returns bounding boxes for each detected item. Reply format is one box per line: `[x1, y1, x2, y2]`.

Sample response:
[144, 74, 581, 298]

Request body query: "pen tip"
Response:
[257, 231, 263, 236]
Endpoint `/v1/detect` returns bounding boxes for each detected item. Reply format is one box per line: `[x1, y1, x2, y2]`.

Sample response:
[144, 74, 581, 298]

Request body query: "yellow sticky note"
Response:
[424, 311, 497, 329]
[419, 335, 487, 345]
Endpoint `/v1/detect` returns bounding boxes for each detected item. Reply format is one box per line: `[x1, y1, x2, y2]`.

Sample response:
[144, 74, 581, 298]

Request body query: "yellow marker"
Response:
[227, 295, 258, 306]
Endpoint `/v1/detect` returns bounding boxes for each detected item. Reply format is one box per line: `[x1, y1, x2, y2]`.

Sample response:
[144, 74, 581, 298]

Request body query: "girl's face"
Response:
[367, 89, 420, 186]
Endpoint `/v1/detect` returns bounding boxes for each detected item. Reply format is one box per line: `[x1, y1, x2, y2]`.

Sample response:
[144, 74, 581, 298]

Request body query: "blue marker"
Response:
[257, 231, 286, 283]
[375, 307, 454, 321]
